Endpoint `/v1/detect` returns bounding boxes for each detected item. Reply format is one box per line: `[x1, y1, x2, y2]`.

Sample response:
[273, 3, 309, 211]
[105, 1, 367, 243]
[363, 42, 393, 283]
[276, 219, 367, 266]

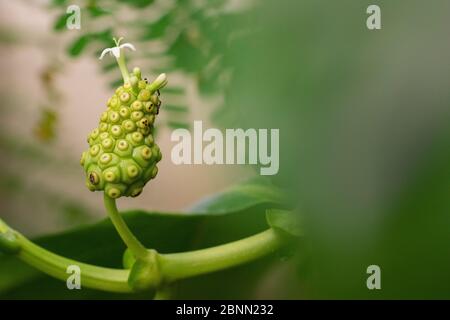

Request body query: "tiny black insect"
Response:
[156, 100, 161, 114]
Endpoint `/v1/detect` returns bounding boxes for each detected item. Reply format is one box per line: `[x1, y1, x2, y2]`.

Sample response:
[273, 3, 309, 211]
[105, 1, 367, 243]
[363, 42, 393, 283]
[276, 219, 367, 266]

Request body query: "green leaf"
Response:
[118, 0, 155, 8]
[167, 31, 208, 73]
[53, 13, 70, 31]
[91, 29, 114, 45]
[266, 209, 303, 237]
[190, 177, 287, 214]
[141, 12, 172, 40]
[87, 6, 111, 17]
[51, 0, 67, 6]
[67, 35, 90, 57]
[67, 30, 113, 57]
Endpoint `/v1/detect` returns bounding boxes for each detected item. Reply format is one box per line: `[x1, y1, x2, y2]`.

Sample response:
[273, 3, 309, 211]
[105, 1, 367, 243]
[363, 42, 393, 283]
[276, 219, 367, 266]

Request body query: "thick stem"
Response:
[0, 219, 132, 293]
[16, 234, 132, 293]
[103, 195, 149, 259]
[158, 229, 283, 282]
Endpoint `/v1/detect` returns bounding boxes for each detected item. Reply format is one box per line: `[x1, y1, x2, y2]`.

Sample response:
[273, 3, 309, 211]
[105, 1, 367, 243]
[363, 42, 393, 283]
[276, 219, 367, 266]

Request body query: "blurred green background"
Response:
[1, 0, 450, 299]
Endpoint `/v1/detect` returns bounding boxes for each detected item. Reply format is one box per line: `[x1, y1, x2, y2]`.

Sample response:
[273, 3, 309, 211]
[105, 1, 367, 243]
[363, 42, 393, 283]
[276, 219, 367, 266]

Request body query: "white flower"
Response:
[99, 37, 136, 60]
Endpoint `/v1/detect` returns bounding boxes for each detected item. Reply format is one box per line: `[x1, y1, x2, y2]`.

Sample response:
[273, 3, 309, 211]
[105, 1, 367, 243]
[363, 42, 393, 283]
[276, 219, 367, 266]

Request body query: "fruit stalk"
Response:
[104, 194, 149, 259]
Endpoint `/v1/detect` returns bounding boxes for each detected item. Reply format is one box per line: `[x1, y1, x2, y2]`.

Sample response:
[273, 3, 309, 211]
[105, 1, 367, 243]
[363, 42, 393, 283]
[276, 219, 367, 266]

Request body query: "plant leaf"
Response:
[87, 6, 111, 17]
[118, 0, 155, 8]
[140, 12, 172, 40]
[53, 13, 70, 31]
[189, 177, 287, 214]
[68, 30, 113, 57]
[67, 35, 90, 57]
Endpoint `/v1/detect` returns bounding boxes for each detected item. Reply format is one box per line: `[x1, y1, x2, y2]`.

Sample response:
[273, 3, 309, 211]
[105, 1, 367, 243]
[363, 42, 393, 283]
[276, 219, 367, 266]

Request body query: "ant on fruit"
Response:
[156, 98, 162, 114]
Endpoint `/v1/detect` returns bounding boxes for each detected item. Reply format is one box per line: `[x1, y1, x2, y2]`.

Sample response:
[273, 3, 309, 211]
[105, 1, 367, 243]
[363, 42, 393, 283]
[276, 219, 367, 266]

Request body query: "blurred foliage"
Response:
[34, 60, 63, 143]
[220, 0, 450, 298]
[34, 108, 58, 142]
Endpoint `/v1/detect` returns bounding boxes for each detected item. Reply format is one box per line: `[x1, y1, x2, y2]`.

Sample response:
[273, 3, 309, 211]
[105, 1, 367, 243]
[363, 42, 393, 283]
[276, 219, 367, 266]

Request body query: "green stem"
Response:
[116, 53, 130, 84]
[16, 234, 132, 293]
[0, 219, 132, 293]
[158, 229, 283, 282]
[104, 195, 149, 259]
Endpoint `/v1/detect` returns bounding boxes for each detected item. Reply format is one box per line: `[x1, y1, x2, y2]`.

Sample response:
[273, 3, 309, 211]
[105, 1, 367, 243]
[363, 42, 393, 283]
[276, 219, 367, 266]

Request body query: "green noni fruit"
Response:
[80, 67, 167, 199]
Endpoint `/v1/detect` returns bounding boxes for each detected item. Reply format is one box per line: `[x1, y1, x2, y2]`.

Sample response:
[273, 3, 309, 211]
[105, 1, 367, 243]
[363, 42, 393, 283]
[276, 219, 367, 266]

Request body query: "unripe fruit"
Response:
[81, 68, 166, 198]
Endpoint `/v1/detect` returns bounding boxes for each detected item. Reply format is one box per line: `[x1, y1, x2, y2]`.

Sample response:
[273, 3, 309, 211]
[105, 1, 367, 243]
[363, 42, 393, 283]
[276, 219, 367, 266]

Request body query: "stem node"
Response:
[128, 249, 163, 291]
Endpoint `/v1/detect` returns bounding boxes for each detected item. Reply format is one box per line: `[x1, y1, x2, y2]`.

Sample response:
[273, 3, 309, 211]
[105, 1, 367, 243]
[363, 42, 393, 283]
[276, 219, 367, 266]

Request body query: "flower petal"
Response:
[120, 43, 136, 52]
[99, 48, 112, 60]
[111, 47, 121, 58]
